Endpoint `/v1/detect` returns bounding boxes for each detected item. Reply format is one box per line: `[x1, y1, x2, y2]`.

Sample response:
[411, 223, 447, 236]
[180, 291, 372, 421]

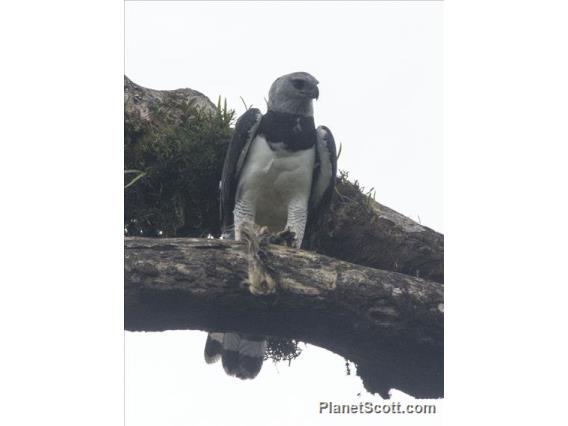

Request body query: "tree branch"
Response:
[125, 237, 443, 398]
[308, 178, 444, 284]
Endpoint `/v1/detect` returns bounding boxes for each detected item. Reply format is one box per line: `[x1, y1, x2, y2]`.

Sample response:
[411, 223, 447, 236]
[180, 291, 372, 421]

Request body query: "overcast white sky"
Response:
[126, 331, 441, 426]
[125, 2, 443, 425]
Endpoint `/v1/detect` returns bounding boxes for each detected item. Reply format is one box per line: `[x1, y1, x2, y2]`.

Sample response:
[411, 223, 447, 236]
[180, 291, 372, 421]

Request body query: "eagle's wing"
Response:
[308, 126, 337, 228]
[220, 108, 263, 235]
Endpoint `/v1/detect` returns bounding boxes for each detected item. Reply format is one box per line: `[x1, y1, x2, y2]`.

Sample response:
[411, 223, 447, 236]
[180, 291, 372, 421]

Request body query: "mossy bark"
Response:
[124, 76, 232, 237]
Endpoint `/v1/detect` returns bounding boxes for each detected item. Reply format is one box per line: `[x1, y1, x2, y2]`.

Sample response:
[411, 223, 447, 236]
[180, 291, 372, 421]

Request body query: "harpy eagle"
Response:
[204, 72, 337, 379]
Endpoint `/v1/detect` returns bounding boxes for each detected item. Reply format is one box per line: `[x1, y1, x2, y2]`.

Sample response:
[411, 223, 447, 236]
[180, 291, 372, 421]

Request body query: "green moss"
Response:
[264, 337, 303, 365]
[124, 99, 234, 237]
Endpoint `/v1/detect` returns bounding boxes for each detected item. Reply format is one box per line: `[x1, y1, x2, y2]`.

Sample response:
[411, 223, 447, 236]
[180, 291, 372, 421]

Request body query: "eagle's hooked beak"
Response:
[313, 85, 319, 101]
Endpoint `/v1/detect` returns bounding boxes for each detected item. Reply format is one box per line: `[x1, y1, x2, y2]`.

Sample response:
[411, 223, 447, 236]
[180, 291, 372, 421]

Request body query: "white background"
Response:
[126, 330, 440, 426]
[1, 1, 567, 426]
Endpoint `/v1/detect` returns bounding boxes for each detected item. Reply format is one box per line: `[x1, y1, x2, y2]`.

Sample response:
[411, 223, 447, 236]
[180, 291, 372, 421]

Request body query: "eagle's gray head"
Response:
[267, 72, 319, 117]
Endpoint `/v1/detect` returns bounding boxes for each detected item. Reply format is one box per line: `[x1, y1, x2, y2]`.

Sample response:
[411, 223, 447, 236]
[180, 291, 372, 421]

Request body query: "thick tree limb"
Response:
[308, 179, 444, 284]
[125, 237, 443, 398]
[124, 75, 216, 126]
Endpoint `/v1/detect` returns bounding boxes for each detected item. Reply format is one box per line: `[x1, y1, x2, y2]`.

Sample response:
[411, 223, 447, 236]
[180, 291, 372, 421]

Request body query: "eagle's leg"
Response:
[233, 200, 256, 241]
[285, 199, 309, 249]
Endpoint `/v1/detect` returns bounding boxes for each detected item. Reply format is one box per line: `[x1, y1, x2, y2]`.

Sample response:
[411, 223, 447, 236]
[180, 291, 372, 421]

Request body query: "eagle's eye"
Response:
[292, 79, 305, 90]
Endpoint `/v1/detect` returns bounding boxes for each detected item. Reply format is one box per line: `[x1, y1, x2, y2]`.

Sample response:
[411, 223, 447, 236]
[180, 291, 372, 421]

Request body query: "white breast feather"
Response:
[236, 135, 315, 230]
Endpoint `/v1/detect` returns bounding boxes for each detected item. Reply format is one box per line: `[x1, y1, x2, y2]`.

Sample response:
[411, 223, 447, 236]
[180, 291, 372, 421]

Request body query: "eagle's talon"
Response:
[270, 229, 297, 247]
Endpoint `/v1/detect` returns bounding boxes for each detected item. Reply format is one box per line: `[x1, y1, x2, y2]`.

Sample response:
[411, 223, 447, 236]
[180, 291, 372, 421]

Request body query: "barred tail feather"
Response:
[204, 332, 224, 364]
[221, 333, 267, 379]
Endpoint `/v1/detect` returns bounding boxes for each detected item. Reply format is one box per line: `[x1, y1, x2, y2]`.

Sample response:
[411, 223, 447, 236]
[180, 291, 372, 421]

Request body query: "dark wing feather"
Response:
[307, 126, 337, 230]
[220, 108, 263, 234]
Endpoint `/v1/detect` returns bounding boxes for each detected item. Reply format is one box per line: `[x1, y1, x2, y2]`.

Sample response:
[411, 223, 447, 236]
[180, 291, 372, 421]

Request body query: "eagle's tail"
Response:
[204, 332, 266, 379]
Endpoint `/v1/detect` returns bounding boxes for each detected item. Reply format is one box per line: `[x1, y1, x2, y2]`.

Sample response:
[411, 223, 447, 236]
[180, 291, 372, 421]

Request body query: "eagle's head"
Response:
[267, 72, 319, 117]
